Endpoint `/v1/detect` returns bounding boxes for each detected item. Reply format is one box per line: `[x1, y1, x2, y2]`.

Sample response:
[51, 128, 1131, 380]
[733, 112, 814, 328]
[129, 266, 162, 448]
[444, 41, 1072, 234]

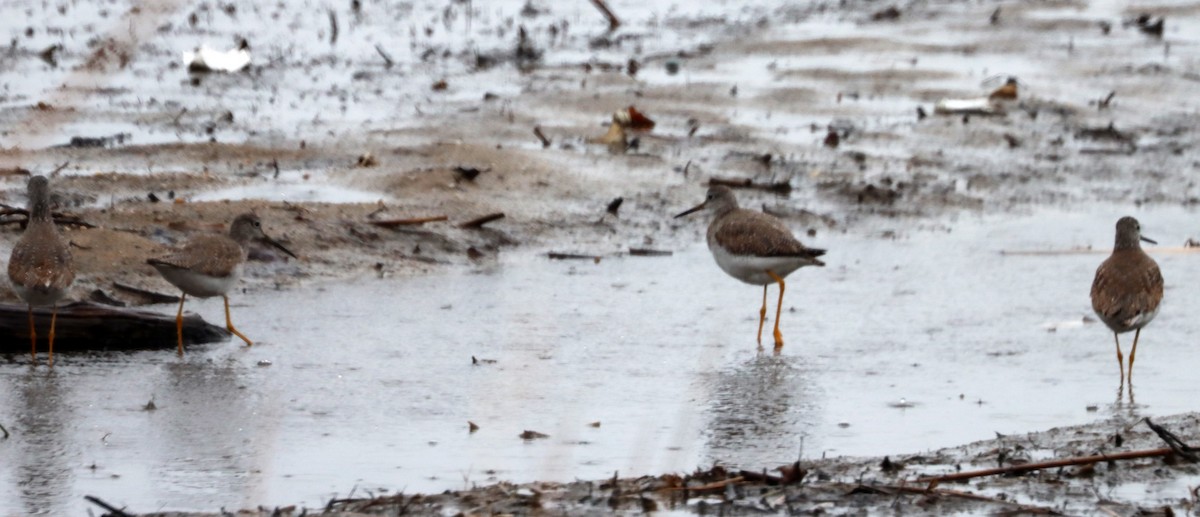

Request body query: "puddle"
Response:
[189, 170, 390, 204]
[3, 206, 1200, 514]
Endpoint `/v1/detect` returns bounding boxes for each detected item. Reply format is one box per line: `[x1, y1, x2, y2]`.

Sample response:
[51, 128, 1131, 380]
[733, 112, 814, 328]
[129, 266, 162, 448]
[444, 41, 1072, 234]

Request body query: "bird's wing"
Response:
[712, 209, 824, 259]
[148, 235, 244, 277]
[1091, 253, 1163, 326]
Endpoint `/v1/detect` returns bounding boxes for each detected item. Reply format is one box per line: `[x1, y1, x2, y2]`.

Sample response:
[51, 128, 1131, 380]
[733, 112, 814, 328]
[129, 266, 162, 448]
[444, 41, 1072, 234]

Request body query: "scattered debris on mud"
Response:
[105, 413, 1200, 516]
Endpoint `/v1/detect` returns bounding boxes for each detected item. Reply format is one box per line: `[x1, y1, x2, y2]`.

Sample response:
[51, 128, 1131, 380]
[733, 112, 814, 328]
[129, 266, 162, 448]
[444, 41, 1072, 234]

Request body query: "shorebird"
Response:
[676, 185, 825, 350]
[1091, 216, 1162, 385]
[148, 212, 296, 355]
[8, 175, 74, 366]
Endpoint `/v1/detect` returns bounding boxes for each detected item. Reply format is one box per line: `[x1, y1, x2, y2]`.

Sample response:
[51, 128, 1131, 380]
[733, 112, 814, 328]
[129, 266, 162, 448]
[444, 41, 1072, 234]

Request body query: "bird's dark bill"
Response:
[674, 202, 706, 218]
[264, 236, 298, 258]
[1140, 235, 1157, 245]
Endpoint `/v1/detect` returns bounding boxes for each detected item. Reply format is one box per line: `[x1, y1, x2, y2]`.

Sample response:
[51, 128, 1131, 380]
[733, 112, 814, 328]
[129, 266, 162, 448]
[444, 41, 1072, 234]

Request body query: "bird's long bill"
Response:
[263, 236, 298, 258]
[1140, 235, 1158, 245]
[674, 201, 706, 218]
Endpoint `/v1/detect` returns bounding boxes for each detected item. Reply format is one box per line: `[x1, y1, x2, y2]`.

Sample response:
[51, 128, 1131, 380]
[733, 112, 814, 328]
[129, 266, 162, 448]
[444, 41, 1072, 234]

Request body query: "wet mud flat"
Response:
[123, 413, 1200, 516]
[2, 0, 1200, 514]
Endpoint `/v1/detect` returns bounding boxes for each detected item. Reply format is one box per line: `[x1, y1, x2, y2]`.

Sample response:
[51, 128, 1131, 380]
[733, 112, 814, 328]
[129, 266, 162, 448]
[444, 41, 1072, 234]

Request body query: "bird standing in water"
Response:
[1091, 216, 1162, 386]
[676, 186, 825, 350]
[148, 212, 296, 355]
[8, 175, 75, 366]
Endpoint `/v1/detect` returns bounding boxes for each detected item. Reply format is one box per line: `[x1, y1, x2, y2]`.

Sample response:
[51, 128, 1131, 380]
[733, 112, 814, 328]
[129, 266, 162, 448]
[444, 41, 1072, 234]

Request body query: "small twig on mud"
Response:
[548, 252, 601, 262]
[328, 9, 339, 45]
[671, 476, 744, 493]
[50, 161, 70, 175]
[533, 126, 551, 148]
[737, 469, 784, 485]
[1144, 418, 1200, 461]
[629, 248, 672, 257]
[708, 177, 792, 194]
[915, 448, 1173, 487]
[458, 212, 505, 229]
[84, 495, 135, 517]
[881, 485, 1062, 515]
[1098, 91, 1116, 109]
[588, 0, 621, 30]
[369, 216, 449, 228]
[374, 44, 394, 69]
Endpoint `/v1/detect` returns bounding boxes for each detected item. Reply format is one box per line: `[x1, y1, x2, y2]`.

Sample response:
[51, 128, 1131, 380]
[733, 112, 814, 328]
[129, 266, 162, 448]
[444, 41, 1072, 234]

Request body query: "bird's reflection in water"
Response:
[148, 360, 271, 508]
[701, 352, 817, 468]
[10, 369, 74, 515]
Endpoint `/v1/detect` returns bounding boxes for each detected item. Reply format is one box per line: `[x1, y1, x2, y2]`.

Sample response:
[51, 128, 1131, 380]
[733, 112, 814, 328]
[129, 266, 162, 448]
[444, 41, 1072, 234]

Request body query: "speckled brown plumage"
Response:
[710, 209, 825, 261]
[8, 177, 74, 298]
[1091, 249, 1162, 333]
[148, 234, 246, 280]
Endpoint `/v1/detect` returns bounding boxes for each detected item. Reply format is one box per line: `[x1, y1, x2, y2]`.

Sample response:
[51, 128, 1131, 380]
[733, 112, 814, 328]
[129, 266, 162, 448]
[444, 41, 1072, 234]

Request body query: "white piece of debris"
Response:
[933, 97, 1004, 116]
[183, 43, 251, 73]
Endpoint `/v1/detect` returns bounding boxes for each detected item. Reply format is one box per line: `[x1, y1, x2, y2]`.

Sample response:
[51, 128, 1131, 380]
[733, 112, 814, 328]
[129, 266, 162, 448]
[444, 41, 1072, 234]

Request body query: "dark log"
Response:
[0, 301, 229, 352]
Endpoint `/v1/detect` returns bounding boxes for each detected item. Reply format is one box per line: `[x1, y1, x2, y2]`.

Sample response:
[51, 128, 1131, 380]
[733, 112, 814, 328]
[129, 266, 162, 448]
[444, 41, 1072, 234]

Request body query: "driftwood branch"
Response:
[374, 44, 394, 68]
[588, 0, 621, 30]
[84, 495, 136, 517]
[369, 215, 449, 228]
[533, 126, 551, 148]
[0, 301, 229, 352]
[708, 177, 792, 194]
[1144, 417, 1200, 461]
[670, 476, 743, 493]
[916, 448, 1173, 486]
[458, 212, 505, 229]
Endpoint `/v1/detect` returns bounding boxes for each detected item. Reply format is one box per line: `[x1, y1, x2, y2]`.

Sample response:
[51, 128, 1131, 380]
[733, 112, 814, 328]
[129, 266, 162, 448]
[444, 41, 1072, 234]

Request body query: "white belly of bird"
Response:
[1121, 306, 1160, 332]
[158, 265, 241, 298]
[708, 243, 809, 286]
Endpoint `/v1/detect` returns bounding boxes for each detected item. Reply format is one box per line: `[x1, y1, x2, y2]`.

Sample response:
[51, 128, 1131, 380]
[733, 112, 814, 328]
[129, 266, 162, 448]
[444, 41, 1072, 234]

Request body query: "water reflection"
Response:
[10, 369, 74, 515]
[701, 353, 816, 468]
[145, 359, 274, 509]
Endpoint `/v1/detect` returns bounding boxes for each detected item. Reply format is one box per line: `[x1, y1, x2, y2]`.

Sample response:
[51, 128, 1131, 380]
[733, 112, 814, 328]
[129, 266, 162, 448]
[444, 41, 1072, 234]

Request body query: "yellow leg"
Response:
[175, 294, 187, 357]
[1128, 328, 1142, 385]
[224, 295, 253, 347]
[48, 306, 57, 368]
[1112, 332, 1124, 385]
[766, 270, 786, 350]
[27, 305, 37, 365]
[756, 284, 768, 346]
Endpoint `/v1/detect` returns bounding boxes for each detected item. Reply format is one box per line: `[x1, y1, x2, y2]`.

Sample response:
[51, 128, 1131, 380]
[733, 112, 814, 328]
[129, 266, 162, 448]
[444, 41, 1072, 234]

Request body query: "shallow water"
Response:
[3, 206, 1200, 514]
